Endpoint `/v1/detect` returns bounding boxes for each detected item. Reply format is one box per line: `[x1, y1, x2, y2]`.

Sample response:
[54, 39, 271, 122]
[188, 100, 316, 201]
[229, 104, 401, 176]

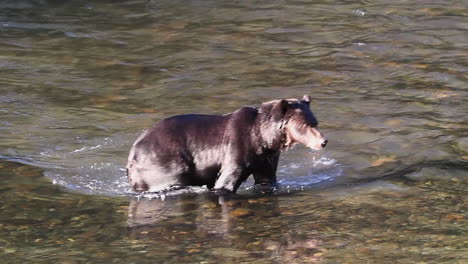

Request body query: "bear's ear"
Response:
[302, 95, 311, 105]
[280, 99, 289, 113]
[273, 99, 289, 119]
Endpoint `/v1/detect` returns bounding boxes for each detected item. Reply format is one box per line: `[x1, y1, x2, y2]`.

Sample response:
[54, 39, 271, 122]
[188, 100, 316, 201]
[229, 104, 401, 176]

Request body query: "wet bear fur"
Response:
[126, 95, 327, 194]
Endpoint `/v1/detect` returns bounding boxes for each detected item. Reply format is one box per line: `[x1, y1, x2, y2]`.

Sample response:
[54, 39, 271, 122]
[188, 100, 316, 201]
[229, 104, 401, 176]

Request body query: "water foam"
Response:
[42, 135, 342, 198]
[134, 186, 209, 200]
[41, 133, 134, 196]
[274, 155, 342, 192]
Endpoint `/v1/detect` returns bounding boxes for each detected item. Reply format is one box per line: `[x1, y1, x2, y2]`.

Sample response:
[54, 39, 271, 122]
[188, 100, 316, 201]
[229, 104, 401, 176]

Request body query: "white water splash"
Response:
[275, 155, 343, 192]
[352, 9, 367, 16]
[134, 186, 209, 200]
[71, 144, 102, 153]
[46, 163, 129, 196]
[42, 134, 343, 197]
[41, 133, 134, 196]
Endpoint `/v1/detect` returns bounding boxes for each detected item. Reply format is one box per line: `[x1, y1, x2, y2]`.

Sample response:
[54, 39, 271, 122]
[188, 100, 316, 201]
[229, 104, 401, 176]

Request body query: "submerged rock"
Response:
[229, 208, 255, 218]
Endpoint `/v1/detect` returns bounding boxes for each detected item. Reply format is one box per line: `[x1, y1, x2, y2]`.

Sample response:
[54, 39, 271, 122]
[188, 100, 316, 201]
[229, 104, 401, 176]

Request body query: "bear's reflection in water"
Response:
[127, 194, 324, 263]
[127, 194, 231, 235]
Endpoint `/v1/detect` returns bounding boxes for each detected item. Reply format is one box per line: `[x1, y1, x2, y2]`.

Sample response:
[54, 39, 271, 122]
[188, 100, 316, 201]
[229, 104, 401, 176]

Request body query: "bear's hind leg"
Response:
[128, 165, 183, 193]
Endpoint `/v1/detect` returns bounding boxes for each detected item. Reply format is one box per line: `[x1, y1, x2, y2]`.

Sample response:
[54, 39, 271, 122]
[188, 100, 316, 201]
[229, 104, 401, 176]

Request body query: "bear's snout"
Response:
[306, 127, 327, 150]
[321, 139, 328, 148]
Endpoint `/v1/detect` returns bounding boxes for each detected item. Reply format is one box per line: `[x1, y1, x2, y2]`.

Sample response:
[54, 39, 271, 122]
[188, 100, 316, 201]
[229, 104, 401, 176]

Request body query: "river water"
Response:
[0, 0, 467, 263]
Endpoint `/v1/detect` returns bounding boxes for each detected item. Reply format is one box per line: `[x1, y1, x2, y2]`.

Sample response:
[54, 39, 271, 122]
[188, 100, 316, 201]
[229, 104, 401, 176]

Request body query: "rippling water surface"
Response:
[1, 0, 467, 263]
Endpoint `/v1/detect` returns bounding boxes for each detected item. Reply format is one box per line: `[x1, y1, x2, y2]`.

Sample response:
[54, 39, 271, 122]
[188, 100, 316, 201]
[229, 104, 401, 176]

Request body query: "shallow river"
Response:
[0, 0, 467, 263]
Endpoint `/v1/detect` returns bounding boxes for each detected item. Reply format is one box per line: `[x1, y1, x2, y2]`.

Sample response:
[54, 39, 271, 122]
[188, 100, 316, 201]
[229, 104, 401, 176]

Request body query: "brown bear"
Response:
[126, 95, 327, 194]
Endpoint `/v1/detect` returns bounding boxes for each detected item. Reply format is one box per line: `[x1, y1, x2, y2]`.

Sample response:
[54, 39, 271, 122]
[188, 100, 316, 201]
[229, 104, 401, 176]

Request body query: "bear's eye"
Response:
[305, 121, 318, 128]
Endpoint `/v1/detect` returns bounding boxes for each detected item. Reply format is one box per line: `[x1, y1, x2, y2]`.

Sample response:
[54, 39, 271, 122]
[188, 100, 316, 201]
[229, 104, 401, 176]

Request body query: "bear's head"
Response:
[259, 95, 327, 151]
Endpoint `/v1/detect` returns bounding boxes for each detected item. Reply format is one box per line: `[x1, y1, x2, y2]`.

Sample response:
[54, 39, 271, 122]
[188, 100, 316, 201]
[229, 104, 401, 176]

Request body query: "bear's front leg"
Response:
[212, 166, 249, 194]
[252, 152, 280, 194]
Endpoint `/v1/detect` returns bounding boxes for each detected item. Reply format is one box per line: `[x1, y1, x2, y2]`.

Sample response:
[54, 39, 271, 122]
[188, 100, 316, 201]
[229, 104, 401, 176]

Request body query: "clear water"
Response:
[0, 0, 466, 263]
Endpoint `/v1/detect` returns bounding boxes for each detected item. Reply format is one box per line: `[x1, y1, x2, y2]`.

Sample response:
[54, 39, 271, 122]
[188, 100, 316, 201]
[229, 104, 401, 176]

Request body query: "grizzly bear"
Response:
[127, 95, 327, 194]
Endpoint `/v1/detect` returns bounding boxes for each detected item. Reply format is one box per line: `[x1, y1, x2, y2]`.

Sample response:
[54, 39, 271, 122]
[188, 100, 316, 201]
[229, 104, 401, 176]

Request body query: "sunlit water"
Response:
[0, 0, 467, 263]
[42, 138, 341, 196]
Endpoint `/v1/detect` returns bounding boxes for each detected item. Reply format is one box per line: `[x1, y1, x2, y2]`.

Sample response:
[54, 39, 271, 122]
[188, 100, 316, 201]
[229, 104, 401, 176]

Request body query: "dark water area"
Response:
[0, 0, 467, 263]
